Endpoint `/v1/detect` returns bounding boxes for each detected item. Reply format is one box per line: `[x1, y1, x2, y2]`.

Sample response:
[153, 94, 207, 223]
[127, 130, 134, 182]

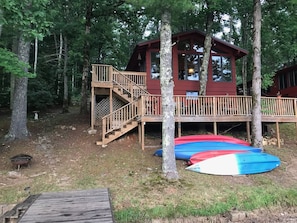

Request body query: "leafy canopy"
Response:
[0, 48, 35, 78]
[2, 0, 52, 40]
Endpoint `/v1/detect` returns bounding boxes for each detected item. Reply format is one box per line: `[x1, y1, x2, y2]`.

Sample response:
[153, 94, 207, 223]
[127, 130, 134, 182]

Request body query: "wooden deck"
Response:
[18, 188, 114, 223]
[91, 64, 297, 148]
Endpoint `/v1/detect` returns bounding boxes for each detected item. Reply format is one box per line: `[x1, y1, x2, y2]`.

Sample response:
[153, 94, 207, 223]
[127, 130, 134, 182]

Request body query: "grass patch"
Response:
[0, 187, 29, 204]
[74, 175, 98, 189]
[0, 175, 60, 204]
[1, 111, 297, 222]
[114, 186, 297, 223]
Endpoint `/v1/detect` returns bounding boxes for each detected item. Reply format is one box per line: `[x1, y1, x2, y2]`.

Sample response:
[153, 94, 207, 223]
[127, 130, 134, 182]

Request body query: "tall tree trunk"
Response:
[80, 1, 92, 115]
[241, 14, 249, 96]
[5, 35, 30, 141]
[241, 56, 248, 95]
[199, 11, 214, 96]
[10, 36, 18, 110]
[34, 37, 38, 73]
[62, 36, 69, 113]
[160, 10, 179, 180]
[56, 32, 63, 96]
[251, 0, 262, 149]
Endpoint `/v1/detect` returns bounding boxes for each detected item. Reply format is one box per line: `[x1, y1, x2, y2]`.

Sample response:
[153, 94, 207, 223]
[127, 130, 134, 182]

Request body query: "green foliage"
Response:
[262, 1, 297, 73]
[2, 0, 52, 40]
[0, 92, 9, 107]
[128, 0, 193, 21]
[261, 72, 274, 90]
[27, 78, 55, 110]
[0, 48, 35, 77]
[114, 186, 297, 222]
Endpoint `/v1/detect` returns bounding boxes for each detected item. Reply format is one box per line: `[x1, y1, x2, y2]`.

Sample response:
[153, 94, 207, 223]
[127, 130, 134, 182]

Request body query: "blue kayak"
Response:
[186, 152, 281, 175]
[154, 141, 262, 160]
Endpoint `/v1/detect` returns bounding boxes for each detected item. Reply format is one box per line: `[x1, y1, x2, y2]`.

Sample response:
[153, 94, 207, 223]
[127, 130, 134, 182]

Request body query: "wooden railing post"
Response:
[294, 99, 297, 138]
[294, 98, 297, 118]
[176, 96, 182, 137]
[109, 66, 113, 83]
[139, 95, 144, 117]
[102, 118, 106, 145]
[129, 82, 133, 99]
[213, 97, 217, 135]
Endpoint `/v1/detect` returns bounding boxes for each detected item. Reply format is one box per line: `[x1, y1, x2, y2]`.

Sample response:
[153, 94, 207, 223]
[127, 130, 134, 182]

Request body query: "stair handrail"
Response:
[101, 100, 140, 137]
[112, 67, 150, 100]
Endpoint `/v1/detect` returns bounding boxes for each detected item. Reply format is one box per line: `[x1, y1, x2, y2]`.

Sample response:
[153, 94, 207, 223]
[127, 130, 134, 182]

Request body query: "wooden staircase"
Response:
[94, 66, 149, 146]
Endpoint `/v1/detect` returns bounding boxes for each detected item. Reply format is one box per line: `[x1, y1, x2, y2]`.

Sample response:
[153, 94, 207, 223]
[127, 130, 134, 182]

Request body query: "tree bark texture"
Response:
[160, 11, 179, 180]
[6, 35, 30, 141]
[10, 36, 18, 110]
[241, 14, 249, 96]
[56, 32, 63, 96]
[199, 11, 214, 96]
[80, 1, 92, 115]
[34, 37, 38, 73]
[251, 0, 262, 149]
[62, 36, 69, 113]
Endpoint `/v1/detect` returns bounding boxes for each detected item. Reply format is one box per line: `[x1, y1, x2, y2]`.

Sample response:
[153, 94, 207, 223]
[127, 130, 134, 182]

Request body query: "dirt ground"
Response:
[1, 107, 297, 222]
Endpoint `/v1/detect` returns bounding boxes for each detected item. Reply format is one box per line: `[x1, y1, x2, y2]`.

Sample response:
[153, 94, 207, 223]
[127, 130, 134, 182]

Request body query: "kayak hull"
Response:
[154, 141, 262, 160]
[186, 152, 281, 175]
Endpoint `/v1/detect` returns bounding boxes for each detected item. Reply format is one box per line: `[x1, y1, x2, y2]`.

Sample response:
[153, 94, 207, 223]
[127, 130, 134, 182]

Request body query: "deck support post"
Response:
[138, 122, 141, 144]
[213, 122, 217, 135]
[141, 121, 145, 150]
[90, 87, 95, 130]
[246, 121, 251, 143]
[109, 88, 113, 114]
[295, 99, 297, 139]
[177, 122, 181, 137]
[276, 122, 280, 148]
[295, 122, 297, 139]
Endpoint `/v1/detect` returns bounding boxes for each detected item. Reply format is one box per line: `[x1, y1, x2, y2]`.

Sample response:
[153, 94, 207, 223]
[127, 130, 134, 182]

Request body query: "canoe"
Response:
[154, 141, 262, 160]
[188, 150, 247, 165]
[175, 134, 250, 146]
[186, 152, 281, 175]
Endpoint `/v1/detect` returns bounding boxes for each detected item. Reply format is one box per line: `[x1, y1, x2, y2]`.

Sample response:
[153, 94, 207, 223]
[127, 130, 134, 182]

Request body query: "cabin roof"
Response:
[276, 64, 297, 74]
[126, 29, 248, 70]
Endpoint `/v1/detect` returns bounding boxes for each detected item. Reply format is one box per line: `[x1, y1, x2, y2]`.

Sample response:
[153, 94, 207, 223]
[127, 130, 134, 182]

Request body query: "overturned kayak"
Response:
[186, 152, 280, 175]
[154, 141, 262, 160]
[188, 150, 247, 165]
[174, 134, 250, 146]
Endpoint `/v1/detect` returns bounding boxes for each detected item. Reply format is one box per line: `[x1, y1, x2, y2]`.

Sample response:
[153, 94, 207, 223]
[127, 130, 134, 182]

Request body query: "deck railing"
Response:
[92, 64, 148, 100]
[101, 95, 297, 137]
[102, 101, 139, 136]
[140, 95, 297, 119]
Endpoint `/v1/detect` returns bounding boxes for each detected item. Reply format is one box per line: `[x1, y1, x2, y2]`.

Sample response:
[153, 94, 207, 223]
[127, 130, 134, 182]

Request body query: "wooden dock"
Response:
[18, 188, 114, 223]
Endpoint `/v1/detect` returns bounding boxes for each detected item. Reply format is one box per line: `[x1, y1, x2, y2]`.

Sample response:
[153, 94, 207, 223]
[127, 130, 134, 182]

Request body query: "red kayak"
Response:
[175, 134, 250, 146]
[188, 150, 247, 165]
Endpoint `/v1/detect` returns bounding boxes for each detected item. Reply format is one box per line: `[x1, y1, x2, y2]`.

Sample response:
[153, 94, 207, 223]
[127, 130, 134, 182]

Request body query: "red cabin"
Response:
[126, 30, 248, 96]
[267, 64, 297, 97]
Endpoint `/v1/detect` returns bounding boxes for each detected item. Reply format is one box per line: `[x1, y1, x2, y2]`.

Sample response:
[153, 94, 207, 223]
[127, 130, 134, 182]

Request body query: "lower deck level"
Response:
[93, 94, 297, 149]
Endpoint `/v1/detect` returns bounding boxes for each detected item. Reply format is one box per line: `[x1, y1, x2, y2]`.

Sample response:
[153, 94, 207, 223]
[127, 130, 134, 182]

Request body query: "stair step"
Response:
[98, 121, 138, 145]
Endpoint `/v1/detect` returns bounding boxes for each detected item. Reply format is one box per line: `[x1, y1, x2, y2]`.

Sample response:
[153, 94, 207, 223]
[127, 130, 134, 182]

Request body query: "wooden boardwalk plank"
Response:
[18, 188, 114, 223]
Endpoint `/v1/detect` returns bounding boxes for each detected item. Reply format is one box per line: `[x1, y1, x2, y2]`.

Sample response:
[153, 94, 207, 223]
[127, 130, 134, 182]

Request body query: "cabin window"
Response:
[192, 42, 204, 53]
[178, 54, 202, 81]
[178, 39, 191, 51]
[289, 70, 297, 87]
[279, 74, 287, 89]
[150, 52, 160, 79]
[212, 56, 232, 82]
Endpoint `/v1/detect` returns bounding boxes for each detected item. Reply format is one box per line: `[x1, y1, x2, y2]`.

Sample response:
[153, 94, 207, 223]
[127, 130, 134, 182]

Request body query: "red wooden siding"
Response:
[267, 64, 297, 97]
[126, 30, 247, 96]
